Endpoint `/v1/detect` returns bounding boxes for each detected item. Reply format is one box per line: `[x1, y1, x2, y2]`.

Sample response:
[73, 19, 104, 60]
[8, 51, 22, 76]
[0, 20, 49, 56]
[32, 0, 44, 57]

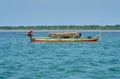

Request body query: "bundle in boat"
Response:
[48, 32, 80, 38]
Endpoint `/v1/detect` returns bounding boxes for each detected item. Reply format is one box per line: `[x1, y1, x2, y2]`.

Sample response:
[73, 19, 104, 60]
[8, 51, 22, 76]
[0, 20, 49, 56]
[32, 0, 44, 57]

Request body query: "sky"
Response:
[0, 0, 120, 26]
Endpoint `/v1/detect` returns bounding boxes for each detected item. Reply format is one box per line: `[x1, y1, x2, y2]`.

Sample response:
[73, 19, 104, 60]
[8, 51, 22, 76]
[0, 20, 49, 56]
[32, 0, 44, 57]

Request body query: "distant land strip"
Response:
[0, 25, 120, 30]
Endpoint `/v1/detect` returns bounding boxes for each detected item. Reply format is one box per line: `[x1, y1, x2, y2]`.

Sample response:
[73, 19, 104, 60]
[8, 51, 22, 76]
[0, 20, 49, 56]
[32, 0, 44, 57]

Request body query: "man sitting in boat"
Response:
[74, 33, 82, 38]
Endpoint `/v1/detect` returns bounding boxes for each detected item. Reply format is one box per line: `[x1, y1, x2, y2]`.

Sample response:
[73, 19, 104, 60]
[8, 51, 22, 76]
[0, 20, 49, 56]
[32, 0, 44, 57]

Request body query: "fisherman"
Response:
[75, 32, 82, 38]
[78, 33, 82, 38]
[27, 30, 33, 40]
[74, 33, 81, 38]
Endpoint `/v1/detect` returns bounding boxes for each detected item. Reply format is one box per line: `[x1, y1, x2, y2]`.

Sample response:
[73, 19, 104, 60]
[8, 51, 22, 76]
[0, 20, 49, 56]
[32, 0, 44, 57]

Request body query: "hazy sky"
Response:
[0, 0, 120, 26]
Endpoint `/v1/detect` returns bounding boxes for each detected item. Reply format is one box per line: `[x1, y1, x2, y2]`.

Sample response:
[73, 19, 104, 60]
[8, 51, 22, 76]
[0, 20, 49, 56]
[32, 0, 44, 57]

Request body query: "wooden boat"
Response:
[27, 30, 100, 42]
[30, 36, 100, 42]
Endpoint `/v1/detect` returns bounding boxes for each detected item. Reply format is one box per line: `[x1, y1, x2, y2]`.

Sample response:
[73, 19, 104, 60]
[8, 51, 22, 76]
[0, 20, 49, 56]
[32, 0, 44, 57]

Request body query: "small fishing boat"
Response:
[27, 31, 100, 42]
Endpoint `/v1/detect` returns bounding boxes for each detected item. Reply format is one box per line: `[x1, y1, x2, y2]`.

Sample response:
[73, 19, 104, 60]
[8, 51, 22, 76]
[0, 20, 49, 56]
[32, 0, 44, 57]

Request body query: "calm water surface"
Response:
[0, 30, 120, 79]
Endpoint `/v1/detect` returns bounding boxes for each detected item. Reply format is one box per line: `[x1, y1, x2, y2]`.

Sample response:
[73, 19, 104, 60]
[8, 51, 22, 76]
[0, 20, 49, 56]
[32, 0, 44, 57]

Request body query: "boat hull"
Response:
[31, 37, 99, 42]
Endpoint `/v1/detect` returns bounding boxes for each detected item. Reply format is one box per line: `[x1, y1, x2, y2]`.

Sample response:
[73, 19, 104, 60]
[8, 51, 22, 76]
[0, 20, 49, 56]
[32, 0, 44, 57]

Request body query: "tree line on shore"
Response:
[0, 25, 120, 30]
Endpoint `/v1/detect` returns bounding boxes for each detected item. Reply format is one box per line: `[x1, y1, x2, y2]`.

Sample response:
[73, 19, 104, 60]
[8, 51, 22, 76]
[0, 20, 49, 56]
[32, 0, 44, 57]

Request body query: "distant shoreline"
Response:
[0, 25, 120, 30]
[0, 30, 120, 32]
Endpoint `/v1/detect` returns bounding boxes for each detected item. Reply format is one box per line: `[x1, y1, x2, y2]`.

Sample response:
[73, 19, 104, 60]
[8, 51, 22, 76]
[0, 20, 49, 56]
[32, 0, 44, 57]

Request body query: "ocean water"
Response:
[0, 30, 120, 79]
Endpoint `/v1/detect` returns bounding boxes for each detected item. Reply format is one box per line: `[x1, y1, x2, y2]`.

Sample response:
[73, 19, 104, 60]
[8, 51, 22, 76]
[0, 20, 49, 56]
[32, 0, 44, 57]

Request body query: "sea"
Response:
[0, 30, 120, 79]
